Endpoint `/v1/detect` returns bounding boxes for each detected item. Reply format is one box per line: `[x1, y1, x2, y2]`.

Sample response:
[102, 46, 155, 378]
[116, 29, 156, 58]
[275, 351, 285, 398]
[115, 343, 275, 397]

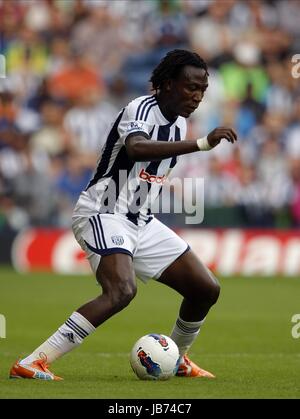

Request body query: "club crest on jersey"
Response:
[127, 121, 144, 133]
[111, 235, 124, 246]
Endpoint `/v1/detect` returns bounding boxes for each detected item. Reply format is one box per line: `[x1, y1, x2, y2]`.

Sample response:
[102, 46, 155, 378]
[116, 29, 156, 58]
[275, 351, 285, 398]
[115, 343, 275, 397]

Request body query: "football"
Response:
[130, 334, 180, 380]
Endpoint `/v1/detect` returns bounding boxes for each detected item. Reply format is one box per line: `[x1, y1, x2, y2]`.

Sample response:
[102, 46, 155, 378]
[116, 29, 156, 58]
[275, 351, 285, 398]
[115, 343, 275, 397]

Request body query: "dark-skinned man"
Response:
[11, 49, 237, 381]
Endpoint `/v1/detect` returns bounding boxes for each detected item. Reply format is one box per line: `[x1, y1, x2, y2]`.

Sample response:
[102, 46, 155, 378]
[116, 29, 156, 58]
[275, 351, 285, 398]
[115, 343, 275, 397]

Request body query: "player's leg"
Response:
[158, 249, 220, 321]
[10, 254, 136, 380]
[157, 249, 220, 377]
[10, 214, 138, 380]
[134, 218, 219, 377]
[77, 253, 136, 326]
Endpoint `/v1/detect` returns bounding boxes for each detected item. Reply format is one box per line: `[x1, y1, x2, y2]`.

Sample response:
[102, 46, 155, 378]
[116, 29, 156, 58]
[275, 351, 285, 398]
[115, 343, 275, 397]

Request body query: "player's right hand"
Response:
[207, 127, 237, 148]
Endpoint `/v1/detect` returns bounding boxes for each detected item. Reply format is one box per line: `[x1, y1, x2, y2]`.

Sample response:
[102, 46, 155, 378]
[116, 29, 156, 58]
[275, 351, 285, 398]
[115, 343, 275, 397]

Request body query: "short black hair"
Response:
[150, 49, 209, 92]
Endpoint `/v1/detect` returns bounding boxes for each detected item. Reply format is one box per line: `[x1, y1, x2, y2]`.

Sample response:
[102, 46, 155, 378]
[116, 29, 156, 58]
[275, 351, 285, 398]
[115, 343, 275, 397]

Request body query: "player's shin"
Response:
[20, 311, 95, 365]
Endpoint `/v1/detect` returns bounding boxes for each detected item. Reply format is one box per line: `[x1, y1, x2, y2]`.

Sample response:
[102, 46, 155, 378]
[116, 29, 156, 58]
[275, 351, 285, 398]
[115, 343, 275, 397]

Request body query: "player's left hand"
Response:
[207, 127, 238, 148]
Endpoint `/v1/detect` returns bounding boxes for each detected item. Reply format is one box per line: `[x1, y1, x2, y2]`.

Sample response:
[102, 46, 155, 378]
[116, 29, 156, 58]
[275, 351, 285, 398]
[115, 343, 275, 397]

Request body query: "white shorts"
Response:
[72, 213, 189, 283]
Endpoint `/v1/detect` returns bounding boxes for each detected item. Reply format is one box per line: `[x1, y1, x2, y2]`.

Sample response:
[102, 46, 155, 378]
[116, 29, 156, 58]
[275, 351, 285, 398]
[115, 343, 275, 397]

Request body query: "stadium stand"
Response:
[1, 0, 300, 232]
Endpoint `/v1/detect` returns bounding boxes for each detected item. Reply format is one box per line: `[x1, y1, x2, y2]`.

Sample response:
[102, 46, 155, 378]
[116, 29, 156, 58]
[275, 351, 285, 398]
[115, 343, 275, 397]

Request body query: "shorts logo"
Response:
[111, 235, 124, 246]
[139, 168, 167, 184]
[127, 121, 144, 133]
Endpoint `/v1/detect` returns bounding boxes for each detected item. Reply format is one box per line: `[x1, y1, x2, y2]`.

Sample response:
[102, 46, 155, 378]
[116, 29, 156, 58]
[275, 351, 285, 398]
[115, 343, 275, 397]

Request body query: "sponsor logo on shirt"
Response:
[139, 168, 167, 184]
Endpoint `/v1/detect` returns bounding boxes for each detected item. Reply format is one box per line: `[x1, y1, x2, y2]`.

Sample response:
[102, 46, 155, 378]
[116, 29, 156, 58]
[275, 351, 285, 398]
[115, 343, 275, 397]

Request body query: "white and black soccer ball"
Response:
[130, 334, 180, 381]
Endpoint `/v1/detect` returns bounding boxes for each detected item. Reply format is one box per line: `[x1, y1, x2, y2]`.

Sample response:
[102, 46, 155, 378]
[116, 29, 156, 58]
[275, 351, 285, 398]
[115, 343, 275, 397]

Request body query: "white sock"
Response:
[170, 316, 205, 358]
[20, 312, 95, 365]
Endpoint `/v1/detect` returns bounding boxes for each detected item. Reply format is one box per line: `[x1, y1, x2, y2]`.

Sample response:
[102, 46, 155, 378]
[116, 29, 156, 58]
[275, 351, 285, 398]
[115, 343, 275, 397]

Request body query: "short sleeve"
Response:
[118, 100, 153, 145]
[179, 117, 187, 141]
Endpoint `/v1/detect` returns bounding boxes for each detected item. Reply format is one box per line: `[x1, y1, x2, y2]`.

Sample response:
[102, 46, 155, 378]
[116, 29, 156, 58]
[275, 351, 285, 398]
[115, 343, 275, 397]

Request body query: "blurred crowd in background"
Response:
[1, 0, 300, 231]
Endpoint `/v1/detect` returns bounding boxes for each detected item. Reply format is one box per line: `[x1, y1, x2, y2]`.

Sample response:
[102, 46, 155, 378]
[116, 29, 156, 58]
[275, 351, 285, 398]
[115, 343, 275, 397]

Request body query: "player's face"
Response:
[170, 65, 208, 118]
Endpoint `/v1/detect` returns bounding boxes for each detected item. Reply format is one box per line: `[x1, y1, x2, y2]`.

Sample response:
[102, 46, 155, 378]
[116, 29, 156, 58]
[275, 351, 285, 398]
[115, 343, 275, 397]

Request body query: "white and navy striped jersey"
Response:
[73, 95, 187, 225]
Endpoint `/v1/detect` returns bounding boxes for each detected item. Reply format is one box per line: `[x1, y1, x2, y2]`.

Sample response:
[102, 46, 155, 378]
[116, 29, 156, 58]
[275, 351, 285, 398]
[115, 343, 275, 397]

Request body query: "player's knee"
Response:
[110, 279, 137, 312]
[208, 280, 220, 306]
[193, 275, 220, 306]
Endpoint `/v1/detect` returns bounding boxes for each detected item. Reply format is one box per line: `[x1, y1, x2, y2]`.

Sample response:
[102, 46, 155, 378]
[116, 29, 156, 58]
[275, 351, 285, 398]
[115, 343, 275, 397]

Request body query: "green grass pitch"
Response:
[0, 267, 300, 399]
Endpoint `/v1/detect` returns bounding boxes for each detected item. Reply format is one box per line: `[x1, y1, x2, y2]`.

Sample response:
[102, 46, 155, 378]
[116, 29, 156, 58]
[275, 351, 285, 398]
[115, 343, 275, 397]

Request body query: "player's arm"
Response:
[125, 127, 237, 162]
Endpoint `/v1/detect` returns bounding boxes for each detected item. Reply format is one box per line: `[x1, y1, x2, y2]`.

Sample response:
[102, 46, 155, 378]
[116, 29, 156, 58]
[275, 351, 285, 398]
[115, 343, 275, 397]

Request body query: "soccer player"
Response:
[10, 49, 237, 380]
